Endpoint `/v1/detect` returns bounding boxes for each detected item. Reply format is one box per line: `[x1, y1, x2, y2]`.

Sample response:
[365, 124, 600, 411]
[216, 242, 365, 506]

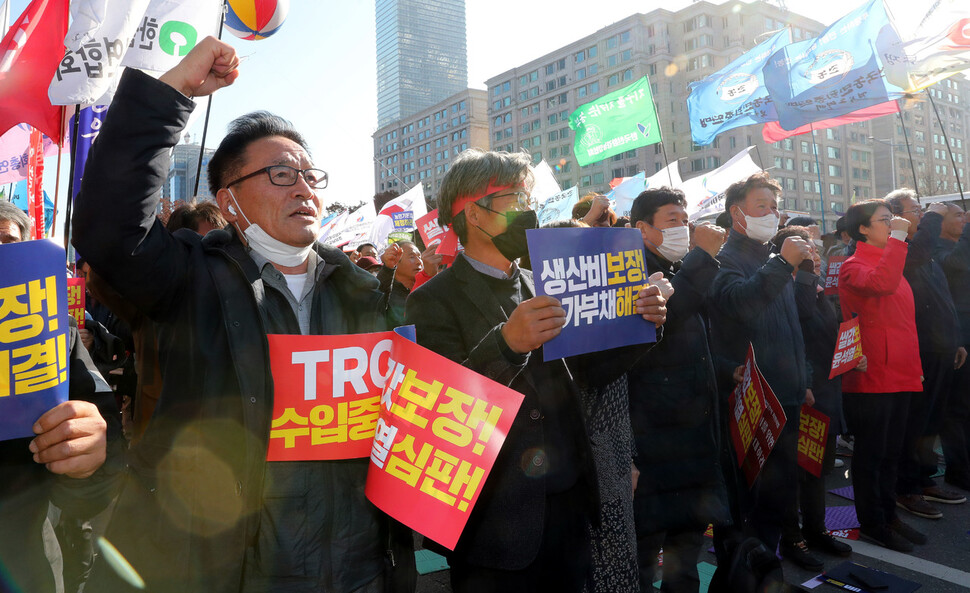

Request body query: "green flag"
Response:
[569, 76, 662, 167]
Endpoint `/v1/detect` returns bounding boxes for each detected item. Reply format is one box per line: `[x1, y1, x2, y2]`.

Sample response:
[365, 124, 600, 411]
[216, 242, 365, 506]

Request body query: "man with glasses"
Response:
[884, 191, 968, 520]
[74, 38, 414, 593]
[406, 148, 667, 592]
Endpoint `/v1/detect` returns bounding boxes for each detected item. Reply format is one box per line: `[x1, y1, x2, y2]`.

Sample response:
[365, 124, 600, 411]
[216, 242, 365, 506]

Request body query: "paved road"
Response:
[416, 453, 970, 592]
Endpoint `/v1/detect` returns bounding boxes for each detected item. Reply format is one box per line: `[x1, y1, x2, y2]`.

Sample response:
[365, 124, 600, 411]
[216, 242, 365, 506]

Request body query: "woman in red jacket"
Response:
[839, 198, 924, 553]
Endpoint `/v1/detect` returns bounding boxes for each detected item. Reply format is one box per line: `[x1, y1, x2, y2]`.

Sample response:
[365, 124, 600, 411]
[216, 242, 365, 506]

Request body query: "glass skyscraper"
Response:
[376, 0, 468, 128]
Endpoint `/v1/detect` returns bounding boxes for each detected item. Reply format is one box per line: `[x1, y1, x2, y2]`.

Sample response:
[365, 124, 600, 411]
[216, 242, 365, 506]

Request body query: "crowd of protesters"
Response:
[2, 36, 970, 593]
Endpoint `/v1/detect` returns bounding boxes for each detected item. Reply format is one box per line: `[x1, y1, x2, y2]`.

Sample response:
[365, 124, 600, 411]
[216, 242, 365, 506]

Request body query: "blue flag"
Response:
[10, 180, 55, 236]
[762, 0, 904, 131]
[687, 29, 792, 146]
[70, 105, 109, 201]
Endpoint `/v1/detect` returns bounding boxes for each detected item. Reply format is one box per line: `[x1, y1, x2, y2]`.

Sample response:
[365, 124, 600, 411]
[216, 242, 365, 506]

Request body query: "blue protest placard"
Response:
[527, 227, 656, 361]
[0, 240, 70, 441]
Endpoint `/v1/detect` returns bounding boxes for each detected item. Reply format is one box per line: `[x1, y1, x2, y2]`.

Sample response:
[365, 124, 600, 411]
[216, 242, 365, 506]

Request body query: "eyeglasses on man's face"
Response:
[477, 190, 537, 213]
[226, 165, 329, 190]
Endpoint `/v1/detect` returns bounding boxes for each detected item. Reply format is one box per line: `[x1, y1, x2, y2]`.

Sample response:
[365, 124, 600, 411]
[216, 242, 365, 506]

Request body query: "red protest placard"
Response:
[416, 209, 447, 248]
[829, 317, 862, 379]
[823, 256, 847, 296]
[67, 277, 85, 329]
[740, 371, 787, 488]
[365, 337, 524, 551]
[728, 344, 768, 466]
[266, 332, 396, 461]
[797, 405, 830, 478]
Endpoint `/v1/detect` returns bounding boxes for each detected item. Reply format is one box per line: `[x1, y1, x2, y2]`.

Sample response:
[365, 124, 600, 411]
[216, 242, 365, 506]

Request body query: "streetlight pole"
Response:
[869, 136, 897, 188]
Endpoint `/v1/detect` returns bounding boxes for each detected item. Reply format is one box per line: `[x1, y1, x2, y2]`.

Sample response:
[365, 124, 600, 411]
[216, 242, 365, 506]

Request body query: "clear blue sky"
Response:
[8, 0, 853, 242]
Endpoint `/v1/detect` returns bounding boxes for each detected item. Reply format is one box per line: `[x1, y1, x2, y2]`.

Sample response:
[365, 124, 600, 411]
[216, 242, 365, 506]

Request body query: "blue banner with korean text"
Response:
[687, 28, 792, 146]
[0, 240, 70, 441]
[762, 0, 904, 131]
[527, 227, 656, 361]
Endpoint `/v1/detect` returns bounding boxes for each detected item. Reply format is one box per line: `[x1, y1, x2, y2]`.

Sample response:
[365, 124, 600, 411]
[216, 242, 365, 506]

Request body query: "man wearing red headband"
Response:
[406, 148, 667, 592]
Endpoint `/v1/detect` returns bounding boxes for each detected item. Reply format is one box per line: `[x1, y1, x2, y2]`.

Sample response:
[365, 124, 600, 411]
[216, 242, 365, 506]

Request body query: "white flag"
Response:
[681, 147, 762, 220]
[535, 186, 580, 227]
[324, 201, 377, 250]
[317, 209, 348, 243]
[49, 0, 152, 105]
[369, 183, 427, 248]
[531, 161, 562, 205]
[609, 173, 645, 219]
[883, 0, 970, 92]
[49, 0, 221, 106]
[121, 0, 222, 73]
[647, 160, 682, 190]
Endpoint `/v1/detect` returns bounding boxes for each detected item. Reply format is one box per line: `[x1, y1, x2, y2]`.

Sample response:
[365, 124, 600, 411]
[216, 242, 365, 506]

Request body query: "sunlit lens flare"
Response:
[664, 63, 679, 77]
[97, 537, 146, 590]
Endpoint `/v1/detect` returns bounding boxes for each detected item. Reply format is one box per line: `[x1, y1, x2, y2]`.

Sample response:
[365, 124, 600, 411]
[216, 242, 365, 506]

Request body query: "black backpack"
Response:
[709, 535, 806, 593]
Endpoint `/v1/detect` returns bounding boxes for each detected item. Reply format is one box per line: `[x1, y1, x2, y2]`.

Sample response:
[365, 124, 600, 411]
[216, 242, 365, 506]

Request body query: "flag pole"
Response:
[926, 89, 966, 210]
[810, 124, 827, 234]
[895, 98, 921, 202]
[192, 1, 227, 198]
[753, 144, 766, 170]
[51, 106, 65, 234]
[63, 105, 81, 260]
[652, 98, 672, 185]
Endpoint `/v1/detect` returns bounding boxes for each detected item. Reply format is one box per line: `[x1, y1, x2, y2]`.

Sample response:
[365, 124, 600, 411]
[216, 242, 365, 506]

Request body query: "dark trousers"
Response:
[843, 392, 911, 530]
[746, 406, 800, 553]
[898, 352, 953, 495]
[638, 528, 705, 593]
[782, 427, 837, 543]
[449, 486, 591, 593]
[942, 348, 970, 483]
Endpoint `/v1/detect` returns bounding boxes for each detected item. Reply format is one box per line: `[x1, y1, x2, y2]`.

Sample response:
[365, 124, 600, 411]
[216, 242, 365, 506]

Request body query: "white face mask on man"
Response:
[228, 189, 318, 267]
[646, 223, 690, 262]
[737, 208, 779, 244]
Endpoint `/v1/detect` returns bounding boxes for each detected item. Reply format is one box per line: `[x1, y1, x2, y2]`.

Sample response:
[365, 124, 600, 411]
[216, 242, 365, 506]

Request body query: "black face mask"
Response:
[481, 209, 538, 261]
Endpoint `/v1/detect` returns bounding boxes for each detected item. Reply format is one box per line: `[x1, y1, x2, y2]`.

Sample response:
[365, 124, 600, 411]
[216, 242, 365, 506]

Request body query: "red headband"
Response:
[449, 180, 521, 218]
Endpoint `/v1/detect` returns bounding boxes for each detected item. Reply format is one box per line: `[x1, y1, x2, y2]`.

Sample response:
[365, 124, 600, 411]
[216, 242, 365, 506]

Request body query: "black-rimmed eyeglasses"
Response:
[226, 165, 328, 189]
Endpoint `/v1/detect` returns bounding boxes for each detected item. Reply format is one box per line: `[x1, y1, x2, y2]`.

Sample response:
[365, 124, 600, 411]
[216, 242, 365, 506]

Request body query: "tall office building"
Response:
[159, 140, 215, 215]
[376, 0, 468, 128]
[484, 0, 897, 226]
[373, 88, 489, 198]
[869, 79, 969, 200]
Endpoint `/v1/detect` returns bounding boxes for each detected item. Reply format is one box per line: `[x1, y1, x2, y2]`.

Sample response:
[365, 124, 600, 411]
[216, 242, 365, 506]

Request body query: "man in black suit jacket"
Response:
[405, 149, 667, 593]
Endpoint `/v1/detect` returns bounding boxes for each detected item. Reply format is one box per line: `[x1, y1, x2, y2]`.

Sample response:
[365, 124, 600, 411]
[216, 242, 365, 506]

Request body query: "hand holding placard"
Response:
[501, 296, 566, 354]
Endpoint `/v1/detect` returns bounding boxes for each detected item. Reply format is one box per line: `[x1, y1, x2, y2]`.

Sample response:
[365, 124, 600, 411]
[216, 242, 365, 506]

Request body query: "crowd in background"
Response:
[2, 37, 970, 593]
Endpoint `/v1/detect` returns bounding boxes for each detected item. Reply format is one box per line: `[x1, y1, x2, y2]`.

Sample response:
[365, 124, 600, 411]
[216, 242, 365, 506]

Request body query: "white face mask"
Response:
[228, 189, 317, 267]
[738, 209, 779, 244]
[652, 224, 690, 262]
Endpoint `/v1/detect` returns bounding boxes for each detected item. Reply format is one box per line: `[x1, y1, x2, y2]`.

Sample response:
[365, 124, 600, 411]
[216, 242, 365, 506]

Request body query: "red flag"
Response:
[26, 127, 45, 239]
[0, 0, 69, 141]
[761, 101, 900, 144]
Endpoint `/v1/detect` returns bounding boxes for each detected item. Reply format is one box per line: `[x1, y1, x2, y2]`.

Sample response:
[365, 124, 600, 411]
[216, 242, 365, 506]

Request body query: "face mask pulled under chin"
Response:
[738, 209, 779, 244]
[229, 189, 318, 267]
[489, 209, 538, 262]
